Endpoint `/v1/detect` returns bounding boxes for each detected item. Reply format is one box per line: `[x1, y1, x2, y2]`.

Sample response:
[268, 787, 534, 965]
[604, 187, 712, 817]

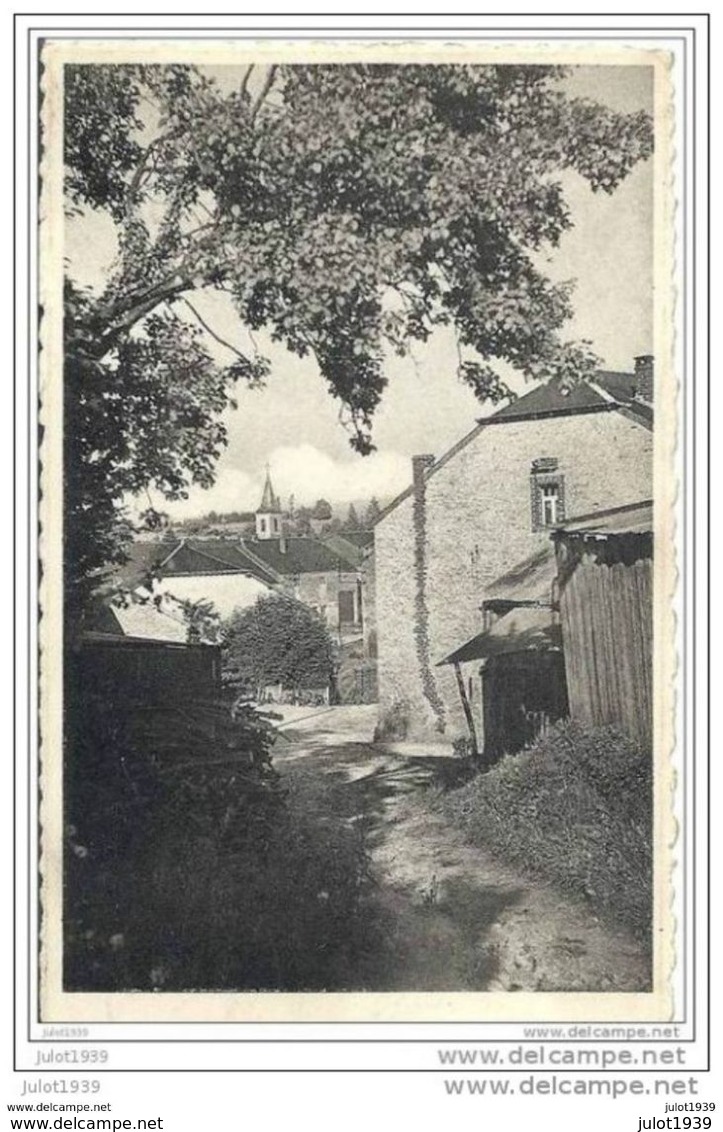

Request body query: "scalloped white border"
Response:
[38, 37, 677, 1023]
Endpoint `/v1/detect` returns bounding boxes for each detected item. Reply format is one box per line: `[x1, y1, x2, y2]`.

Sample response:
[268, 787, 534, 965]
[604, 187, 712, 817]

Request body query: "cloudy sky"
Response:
[66, 64, 653, 518]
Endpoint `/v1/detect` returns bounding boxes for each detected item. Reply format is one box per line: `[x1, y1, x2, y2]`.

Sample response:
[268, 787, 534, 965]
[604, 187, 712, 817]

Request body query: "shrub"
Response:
[223, 594, 335, 698]
[434, 721, 652, 940]
[64, 694, 373, 991]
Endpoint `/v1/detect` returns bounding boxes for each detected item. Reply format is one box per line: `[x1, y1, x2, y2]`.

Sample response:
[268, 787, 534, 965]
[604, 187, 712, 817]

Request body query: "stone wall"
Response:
[293, 569, 361, 643]
[375, 408, 653, 740]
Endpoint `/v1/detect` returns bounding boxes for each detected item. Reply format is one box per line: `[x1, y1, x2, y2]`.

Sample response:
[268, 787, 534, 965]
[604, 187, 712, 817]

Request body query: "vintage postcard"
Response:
[37, 37, 678, 1023]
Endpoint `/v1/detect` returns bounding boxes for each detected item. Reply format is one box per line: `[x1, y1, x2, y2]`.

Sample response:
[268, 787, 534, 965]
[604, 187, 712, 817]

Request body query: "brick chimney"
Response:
[634, 355, 654, 403]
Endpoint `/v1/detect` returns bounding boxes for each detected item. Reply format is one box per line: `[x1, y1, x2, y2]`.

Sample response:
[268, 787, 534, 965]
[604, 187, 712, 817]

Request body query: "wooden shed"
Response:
[552, 501, 653, 748]
[438, 522, 569, 769]
[74, 631, 222, 707]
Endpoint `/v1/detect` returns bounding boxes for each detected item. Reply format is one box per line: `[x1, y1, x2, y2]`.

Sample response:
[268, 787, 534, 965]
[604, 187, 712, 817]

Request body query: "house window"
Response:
[541, 483, 561, 526]
[259, 517, 267, 533]
[530, 464, 565, 530]
[272, 517, 279, 533]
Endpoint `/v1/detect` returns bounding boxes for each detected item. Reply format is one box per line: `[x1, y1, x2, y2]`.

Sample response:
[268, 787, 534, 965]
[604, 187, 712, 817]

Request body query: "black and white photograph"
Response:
[38, 39, 676, 1021]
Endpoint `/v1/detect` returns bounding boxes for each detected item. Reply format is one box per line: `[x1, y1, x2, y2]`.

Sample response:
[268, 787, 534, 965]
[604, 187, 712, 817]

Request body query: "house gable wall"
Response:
[375, 409, 653, 740]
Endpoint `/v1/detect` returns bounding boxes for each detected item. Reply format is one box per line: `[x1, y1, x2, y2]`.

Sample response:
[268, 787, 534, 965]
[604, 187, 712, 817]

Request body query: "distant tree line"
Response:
[171, 496, 383, 537]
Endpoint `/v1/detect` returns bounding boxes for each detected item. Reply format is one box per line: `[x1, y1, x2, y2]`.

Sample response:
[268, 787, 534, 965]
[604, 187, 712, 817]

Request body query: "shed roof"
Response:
[438, 608, 562, 666]
[556, 499, 654, 537]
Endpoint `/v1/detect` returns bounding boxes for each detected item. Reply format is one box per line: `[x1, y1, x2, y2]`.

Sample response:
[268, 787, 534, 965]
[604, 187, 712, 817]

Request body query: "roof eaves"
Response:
[615, 402, 654, 430]
[587, 380, 620, 405]
[477, 402, 616, 426]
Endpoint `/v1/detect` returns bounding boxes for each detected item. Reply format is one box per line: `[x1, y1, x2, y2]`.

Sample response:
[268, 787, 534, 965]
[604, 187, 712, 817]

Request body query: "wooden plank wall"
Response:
[557, 545, 653, 748]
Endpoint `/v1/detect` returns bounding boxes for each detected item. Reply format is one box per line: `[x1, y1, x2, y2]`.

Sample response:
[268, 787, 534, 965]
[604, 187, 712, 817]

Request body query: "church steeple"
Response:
[256, 465, 282, 540]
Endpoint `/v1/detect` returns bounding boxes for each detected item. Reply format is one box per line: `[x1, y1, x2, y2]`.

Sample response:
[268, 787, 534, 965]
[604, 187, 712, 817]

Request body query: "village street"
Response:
[272, 705, 651, 994]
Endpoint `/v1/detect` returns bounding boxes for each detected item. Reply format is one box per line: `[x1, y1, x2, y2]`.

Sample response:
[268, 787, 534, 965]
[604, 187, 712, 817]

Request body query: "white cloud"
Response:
[161, 445, 411, 519]
[266, 444, 410, 507]
[162, 468, 259, 519]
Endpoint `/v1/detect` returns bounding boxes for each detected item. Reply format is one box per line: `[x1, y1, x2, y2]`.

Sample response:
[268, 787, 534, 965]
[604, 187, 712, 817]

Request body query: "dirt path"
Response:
[273, 706, 650, 993]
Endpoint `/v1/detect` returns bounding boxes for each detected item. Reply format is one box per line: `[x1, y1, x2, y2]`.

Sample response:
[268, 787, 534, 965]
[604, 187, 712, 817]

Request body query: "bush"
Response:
[64, 695, 373, 991]
[434, 721, 652, 940]
[223, 594, 335, 698]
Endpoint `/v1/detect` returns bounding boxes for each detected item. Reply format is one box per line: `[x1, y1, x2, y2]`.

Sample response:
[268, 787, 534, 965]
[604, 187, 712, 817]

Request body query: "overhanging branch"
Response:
[179, 297, 251, 361]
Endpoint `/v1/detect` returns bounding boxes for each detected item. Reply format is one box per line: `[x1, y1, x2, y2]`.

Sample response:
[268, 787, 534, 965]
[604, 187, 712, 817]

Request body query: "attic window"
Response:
[530, 465, 565, 531]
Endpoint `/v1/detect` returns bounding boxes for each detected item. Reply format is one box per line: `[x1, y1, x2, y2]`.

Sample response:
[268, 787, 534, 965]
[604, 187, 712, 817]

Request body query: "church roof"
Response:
[257, 468, 281, 513]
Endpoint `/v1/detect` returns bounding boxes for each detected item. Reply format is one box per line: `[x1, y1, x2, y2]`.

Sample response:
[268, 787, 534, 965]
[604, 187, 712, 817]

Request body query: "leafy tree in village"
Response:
[311, 498, 333, 521]
[223, 595, 335, 699]
[62, 62, 653, 607]
[179, 597, 223, 644]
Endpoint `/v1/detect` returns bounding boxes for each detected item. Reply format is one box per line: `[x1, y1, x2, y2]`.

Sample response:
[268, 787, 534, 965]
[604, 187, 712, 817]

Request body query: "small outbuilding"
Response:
[552, 500, 653, 748]
[438, 539, 567, 761]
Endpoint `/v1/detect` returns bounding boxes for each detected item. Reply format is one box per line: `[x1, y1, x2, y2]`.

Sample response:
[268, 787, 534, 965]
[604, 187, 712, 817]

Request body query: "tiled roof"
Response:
[486, 371, 638, 422]
[333, 529, 374, 548]
[111, 598, 188, 643]
[377, 370, 653, 524]
[156, 536, 356, 579]
[84, 593, 189, 644]
[161, 540, 279, 583]
[247, 537, 357, 576]
[321, 533, 369, 569]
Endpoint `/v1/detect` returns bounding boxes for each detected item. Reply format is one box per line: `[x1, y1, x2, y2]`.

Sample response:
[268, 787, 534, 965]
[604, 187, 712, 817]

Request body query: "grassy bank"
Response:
[433, 721, 652, 940]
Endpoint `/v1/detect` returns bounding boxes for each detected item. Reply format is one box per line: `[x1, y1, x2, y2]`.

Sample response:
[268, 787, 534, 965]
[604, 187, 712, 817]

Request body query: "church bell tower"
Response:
[256, 465, 282, 540]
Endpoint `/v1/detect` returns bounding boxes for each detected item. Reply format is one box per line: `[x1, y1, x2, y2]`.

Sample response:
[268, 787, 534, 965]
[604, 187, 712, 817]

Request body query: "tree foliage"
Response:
[224, 594, 335, 695]
[62, 61, 653, 602]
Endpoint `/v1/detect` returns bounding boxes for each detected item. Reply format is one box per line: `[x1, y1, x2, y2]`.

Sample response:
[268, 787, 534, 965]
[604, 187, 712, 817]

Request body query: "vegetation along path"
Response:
[273, 705, 650, 993]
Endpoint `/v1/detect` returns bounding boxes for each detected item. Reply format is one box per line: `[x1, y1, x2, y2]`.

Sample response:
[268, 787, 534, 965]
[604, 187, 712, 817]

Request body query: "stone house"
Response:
[374, 359, 654, 743]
